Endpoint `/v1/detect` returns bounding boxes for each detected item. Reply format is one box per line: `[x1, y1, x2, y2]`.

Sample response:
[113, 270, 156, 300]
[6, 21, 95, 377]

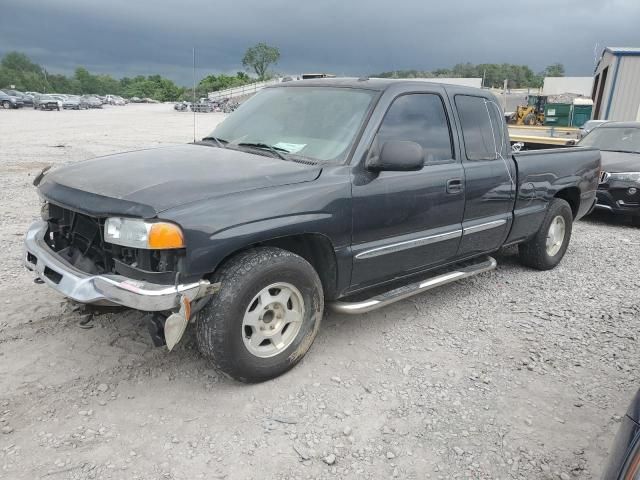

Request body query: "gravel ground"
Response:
[0, 104, 638, 480]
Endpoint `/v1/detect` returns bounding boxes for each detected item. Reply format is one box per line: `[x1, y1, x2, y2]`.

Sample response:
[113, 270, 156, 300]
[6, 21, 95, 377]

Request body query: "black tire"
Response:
[196, 247, 324, 382]
[2, 101, 10, 109]
[518, 198, 573, 270]
[524, 113, 537, 126]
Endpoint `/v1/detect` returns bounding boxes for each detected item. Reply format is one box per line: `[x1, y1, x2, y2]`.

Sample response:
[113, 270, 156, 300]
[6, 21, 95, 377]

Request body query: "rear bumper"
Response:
[24, 221, 211, 311]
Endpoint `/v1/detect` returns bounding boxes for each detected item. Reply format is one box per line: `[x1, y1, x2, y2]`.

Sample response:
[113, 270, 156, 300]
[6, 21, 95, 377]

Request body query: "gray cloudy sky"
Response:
[1, 0, 639, 85]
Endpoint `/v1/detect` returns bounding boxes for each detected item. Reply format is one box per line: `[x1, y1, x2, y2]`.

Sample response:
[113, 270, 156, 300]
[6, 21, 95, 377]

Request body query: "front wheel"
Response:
[518, 198, 573, 270]
[196, 247, 324, 382]
[2, 101, 10, 109]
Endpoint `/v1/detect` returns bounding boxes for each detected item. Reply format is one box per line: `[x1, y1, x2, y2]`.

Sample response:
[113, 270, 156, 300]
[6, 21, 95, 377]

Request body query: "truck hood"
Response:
[600, 150, 640, 172]
[39, 144, 322, 218]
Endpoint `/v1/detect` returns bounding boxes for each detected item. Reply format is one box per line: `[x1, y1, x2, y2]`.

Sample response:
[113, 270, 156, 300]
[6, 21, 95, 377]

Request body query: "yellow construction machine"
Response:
[510, 95, 547, 126]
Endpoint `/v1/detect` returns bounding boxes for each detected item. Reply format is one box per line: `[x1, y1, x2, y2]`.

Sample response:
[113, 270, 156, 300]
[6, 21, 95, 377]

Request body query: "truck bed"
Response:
[507, 146, 601, 244]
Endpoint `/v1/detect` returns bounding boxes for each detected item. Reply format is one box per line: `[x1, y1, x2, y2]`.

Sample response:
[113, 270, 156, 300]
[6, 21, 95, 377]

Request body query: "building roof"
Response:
[604, 47, 640, 56]
[542, 77, 593, 96]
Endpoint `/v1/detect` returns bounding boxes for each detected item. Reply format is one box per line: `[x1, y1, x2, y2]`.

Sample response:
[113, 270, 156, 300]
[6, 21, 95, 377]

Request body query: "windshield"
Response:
[579, 126, 640, 153]
[209, 86, 377, 163]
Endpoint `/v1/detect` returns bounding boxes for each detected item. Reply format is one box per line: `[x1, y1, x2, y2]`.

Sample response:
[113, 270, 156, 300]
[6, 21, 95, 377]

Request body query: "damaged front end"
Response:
[24, 201, 218, 350]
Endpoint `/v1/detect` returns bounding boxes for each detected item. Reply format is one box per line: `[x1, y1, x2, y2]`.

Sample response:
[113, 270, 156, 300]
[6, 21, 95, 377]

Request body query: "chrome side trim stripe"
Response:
[462, 219, 507, 236]
[355, 229, 462, 260]
[355, 219, 507, 261]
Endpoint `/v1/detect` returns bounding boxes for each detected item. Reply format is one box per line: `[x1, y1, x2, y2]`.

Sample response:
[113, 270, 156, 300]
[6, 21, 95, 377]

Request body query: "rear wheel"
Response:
[196, 247, 323, 382]
[524, 113, 537, 126]
[518, 198, 573, 270]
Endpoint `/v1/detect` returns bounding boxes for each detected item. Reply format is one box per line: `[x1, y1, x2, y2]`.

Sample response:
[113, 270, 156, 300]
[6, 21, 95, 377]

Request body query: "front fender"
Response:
[162, 166, 353, 280]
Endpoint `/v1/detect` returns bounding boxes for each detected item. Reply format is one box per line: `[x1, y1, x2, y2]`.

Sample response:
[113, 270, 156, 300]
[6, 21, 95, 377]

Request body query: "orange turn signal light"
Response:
[148, 222, 185, 249]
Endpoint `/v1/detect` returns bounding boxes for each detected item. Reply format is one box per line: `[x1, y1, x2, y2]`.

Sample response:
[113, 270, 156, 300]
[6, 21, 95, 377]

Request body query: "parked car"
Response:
[602, 389, 640, 479]
[24, 79, 600, 382]
[0, 89, 24, 109]
[579, 119, 609, 139]
[106, 94, 126, 105]
[81, 95, 103, 108]
[62, 95, 88, 110]
[190, 99, 214, 112]
[4, 89, 33, 107]
[33, 94, 62, 111]
[580, 122, 640, 225]
[174, 101, 190, 111]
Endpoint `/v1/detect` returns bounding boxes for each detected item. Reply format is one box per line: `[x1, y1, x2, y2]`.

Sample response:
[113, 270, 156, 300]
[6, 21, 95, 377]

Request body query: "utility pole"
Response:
[43, 68, 49, 93]
[503, 79, 508, 111]
[192, 48, 196, 143]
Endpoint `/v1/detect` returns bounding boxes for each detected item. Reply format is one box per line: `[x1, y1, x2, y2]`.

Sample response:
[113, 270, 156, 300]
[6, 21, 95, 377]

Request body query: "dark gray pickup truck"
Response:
[24, 79, 601, 382]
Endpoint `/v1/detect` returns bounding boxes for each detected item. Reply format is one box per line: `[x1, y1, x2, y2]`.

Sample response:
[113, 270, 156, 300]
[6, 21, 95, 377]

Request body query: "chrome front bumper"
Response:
[24, 221, 211, 311]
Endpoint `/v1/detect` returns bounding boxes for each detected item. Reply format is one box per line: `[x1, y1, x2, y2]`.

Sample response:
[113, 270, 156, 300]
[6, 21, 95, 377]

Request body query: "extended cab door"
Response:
[450, 93, 516, 256]
[350, 88, 465, 289]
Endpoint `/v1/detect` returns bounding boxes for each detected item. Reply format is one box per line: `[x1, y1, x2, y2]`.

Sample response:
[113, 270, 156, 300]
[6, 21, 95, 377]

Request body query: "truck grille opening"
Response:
[42, 203, 183, 283]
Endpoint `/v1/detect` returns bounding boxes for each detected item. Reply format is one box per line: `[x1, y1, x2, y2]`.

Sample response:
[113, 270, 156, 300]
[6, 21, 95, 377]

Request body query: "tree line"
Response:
[0, 51, 264, 102]
[372, 62, 566, 89]
[1, 48, 567, 101]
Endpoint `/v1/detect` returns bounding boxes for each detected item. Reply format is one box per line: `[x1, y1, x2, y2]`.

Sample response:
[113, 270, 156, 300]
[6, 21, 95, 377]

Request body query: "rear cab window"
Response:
[455, 95, 508, 161]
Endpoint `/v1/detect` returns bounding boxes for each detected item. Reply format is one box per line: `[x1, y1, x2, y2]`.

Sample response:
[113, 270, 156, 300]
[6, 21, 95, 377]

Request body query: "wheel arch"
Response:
[554, 186, 580, 218]
[211, 233, 340, 300]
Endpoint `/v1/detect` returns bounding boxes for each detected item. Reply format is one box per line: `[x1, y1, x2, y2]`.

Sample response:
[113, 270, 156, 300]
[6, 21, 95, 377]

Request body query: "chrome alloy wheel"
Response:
[242, 282, 305, 358]
[546, 215, 566, 256]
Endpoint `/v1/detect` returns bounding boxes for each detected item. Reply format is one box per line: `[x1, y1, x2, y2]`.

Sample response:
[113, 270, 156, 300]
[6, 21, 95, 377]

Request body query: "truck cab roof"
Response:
[268, 77, 490, 96]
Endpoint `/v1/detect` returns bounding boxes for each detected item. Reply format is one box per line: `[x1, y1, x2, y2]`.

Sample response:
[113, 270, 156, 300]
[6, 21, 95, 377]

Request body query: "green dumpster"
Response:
[544, 103, 571, 127]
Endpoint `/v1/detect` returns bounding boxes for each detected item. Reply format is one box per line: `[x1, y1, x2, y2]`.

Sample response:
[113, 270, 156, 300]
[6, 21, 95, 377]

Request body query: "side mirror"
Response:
[367, 140, 424, 172]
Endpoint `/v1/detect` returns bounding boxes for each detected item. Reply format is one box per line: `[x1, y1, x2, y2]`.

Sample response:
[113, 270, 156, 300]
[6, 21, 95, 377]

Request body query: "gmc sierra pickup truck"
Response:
[24, 79, 601, 382]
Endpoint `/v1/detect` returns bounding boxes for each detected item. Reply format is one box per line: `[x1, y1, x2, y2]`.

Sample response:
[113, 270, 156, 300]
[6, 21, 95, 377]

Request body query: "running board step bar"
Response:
[329, 256, 497, 314]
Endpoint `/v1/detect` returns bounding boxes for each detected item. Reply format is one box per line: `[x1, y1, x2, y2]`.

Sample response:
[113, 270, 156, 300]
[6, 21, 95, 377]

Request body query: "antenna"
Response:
[192, 47, 196, 143]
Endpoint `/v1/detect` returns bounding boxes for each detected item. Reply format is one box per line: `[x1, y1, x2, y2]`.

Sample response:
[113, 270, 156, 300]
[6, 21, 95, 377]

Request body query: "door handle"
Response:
[446, 178, 463, 194]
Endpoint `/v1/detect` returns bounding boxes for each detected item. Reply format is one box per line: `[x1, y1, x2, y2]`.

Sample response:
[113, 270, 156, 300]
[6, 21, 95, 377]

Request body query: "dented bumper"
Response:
[24, 221, 211, 312]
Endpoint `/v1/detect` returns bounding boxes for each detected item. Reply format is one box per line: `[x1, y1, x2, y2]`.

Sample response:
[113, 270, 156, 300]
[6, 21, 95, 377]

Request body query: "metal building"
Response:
[543, 77, 593, 97]
[592, 47, 640, 121]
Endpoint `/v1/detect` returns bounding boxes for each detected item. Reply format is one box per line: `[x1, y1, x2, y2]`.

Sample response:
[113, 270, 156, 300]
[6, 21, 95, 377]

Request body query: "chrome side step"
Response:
[329, 256, 497, 314]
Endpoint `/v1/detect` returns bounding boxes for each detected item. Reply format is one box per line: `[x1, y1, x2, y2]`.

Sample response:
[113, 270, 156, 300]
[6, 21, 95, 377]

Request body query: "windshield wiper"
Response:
[236, 142, 289, 160]
[201, 136, 227, 148]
